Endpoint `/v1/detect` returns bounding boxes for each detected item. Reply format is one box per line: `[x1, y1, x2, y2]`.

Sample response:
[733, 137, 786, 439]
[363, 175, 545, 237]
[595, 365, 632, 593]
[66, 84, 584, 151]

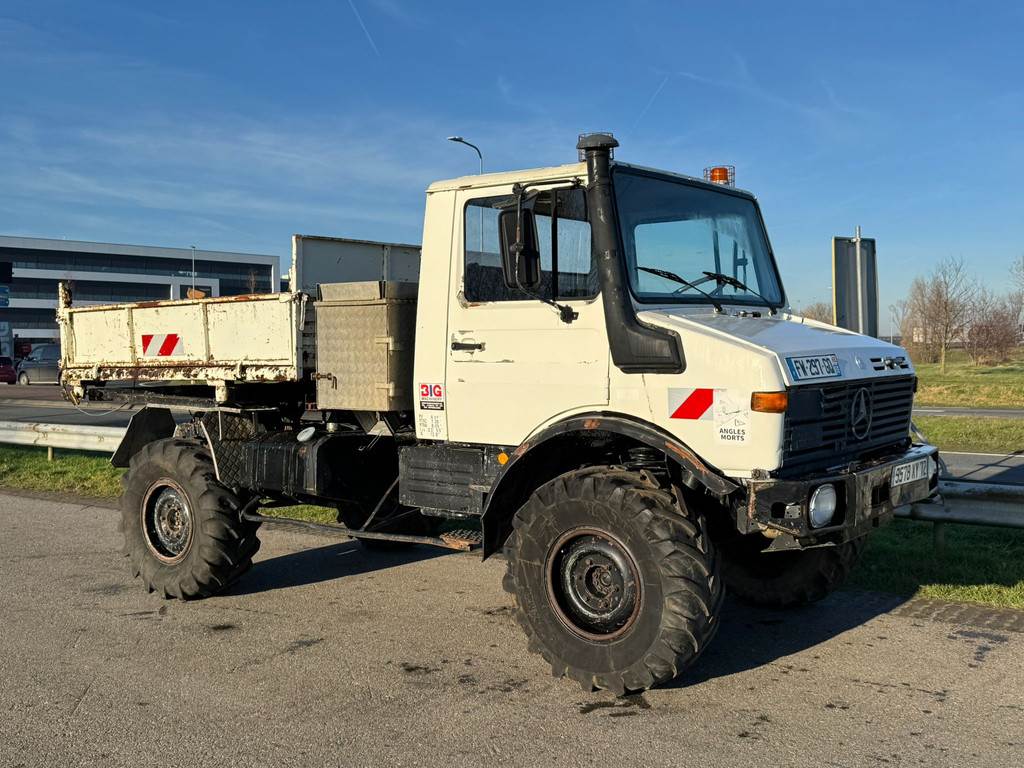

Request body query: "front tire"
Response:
[503, 467, 723, 694]
[120, 438, 261, 599]
[18, 372, 29, 385]
[720, 535, 867, 608]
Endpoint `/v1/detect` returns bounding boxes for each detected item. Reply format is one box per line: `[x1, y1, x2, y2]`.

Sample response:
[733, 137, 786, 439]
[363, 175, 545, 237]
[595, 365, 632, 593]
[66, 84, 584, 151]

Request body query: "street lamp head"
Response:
[447, 136, 463, 142]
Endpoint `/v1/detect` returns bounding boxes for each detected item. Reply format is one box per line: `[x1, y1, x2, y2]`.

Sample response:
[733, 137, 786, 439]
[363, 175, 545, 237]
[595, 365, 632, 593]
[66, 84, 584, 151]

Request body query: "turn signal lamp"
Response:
[703, 165, 735, 186]
[751, 391, 788, 413]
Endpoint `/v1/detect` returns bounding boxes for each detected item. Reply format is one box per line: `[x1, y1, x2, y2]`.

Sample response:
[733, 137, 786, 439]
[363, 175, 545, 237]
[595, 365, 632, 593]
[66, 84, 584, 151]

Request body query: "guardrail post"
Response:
[47, 446, 54, 462]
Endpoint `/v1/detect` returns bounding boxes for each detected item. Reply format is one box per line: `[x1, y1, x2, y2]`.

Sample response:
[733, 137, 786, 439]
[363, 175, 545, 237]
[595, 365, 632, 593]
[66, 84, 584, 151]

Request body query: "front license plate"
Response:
[891, 457, 929, 488]
[787, 354, 841, 381]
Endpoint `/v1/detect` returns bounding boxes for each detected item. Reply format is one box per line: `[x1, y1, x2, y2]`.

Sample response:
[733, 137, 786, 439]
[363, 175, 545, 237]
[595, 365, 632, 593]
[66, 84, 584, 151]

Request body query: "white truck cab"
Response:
[63, 133, 938, 695]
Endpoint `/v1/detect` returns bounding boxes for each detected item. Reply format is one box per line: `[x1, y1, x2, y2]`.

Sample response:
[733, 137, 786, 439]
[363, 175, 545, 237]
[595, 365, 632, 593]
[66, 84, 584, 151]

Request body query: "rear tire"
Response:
[721, 535, 867, 608]
[18, 372, 29, 385]
[120, 438, 261, 599]
[503, 467, 723, 694]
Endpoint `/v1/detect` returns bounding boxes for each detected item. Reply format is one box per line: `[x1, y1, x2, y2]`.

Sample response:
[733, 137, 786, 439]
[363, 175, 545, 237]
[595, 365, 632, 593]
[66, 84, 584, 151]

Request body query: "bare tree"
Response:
[1010, 255, 1024, 341]
[246, 269, 259, 294]
[889, 299, 909, 343]
[905, 258, 976, 371]
[963, 289, 1019, 364]
[797, 301, 833, 324]
[1011, 254, 1024, 295]
[904, 277, 938, 362]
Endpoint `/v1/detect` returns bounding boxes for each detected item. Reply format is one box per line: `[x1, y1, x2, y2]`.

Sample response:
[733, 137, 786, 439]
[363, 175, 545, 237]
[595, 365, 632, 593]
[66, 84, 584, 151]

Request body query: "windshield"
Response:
[613, 168, 783, 307]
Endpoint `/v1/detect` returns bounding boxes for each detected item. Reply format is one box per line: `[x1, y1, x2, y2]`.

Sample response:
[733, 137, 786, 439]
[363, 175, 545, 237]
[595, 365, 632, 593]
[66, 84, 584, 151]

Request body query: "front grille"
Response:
[781, 375, 915, 475]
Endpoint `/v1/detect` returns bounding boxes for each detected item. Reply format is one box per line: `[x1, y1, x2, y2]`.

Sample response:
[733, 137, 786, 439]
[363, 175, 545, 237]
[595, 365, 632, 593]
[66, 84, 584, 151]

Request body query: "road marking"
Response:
[941, 451, 1022, 458]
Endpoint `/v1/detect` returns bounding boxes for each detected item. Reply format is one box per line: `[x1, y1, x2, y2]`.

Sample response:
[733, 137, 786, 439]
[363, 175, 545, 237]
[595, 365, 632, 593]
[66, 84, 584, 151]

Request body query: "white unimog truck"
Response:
[59, 134, 939, 693]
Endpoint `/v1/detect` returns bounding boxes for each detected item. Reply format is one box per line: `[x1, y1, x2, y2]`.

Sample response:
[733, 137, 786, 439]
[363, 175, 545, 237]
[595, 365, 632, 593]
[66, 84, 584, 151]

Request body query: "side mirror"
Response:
[498, 208, 541, 291]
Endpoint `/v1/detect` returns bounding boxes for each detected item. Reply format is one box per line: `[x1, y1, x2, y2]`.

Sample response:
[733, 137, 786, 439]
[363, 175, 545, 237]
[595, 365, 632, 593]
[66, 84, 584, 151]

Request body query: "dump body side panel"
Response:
[59, 292, 308, 388]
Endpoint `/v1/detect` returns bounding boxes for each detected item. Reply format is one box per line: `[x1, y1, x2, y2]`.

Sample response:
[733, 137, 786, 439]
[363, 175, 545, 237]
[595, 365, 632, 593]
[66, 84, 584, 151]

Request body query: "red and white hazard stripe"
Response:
[668, 388, 714, 420]
[141, 333, 184, 357]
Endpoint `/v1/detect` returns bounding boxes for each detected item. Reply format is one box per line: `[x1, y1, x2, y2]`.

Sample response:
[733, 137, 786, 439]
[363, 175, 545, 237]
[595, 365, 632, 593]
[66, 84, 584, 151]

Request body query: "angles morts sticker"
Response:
[669, 387, 751, 444]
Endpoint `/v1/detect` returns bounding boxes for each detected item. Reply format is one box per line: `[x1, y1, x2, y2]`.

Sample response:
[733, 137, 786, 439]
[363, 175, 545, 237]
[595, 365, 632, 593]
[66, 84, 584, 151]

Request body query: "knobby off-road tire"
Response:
[120, 438, 261, 599]
[503, 467, 724, 694]
[721, 536, 867, 608]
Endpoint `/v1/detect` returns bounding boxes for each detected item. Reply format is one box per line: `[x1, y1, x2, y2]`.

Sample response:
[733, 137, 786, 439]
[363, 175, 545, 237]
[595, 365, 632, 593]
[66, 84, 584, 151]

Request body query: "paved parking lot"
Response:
[2, 491, 1023, 767]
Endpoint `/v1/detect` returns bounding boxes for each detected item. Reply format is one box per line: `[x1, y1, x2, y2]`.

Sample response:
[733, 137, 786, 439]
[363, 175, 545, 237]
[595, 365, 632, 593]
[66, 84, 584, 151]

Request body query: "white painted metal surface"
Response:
[59, 291, 309, 389]
[291, 235, 420, 294]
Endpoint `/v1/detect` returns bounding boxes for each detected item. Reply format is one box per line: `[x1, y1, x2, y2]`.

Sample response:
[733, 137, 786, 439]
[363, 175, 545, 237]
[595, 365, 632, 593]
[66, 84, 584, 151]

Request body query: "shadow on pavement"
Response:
[942, 451, 1024, 485]
[673, 590, 908, 687]
[226, 539, 449, 596]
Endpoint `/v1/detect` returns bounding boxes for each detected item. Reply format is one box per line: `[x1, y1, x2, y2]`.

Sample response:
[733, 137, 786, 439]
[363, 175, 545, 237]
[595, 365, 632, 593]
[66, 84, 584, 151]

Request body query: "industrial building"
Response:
[0, 235, 281, 354]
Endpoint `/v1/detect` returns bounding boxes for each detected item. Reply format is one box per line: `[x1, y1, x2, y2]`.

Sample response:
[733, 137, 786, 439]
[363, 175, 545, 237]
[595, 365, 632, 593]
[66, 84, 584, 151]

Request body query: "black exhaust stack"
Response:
[577, 133, 684, 374]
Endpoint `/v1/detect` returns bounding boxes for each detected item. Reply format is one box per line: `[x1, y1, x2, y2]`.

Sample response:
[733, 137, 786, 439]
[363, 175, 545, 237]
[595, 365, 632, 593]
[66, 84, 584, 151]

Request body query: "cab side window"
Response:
[463, 188, 597, 303]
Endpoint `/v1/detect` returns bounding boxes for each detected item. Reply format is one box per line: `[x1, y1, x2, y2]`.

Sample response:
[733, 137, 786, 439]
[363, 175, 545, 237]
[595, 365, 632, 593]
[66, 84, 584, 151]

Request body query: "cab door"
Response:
[444, 186, 610, 446]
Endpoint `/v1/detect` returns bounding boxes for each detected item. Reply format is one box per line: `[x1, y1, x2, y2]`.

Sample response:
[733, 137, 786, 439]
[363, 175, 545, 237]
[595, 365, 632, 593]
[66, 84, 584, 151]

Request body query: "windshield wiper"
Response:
[637, 266, 723, 312]
[702, 271, 777, 315]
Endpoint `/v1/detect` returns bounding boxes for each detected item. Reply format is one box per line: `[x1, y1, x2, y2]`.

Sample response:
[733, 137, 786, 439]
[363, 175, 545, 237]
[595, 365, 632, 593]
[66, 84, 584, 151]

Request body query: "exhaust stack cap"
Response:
[577, 132, 618, 160]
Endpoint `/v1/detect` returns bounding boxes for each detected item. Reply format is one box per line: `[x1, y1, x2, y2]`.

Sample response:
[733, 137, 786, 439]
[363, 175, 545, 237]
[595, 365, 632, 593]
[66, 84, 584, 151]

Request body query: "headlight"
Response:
[809, 484, 837, 528]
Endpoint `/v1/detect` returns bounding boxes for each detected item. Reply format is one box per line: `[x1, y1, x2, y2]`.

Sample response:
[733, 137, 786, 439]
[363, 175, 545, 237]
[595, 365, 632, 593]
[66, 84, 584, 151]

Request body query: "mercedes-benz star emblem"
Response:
[850, 387, 872, 440]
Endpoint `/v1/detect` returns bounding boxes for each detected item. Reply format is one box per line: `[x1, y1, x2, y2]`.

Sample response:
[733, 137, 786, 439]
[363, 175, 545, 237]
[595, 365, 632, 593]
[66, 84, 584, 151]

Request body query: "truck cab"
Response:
[67, 133, 938, 695]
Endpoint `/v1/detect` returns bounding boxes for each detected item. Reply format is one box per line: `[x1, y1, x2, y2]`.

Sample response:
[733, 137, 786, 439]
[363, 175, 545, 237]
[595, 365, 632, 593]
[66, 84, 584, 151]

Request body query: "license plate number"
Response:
[891, 458, 929, 488]
[787, 354, 841, 381]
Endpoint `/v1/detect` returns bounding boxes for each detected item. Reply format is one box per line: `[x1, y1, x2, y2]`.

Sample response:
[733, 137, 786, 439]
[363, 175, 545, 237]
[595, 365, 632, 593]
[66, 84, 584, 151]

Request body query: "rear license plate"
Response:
[787, 354, 841, 381]
[891, 457, 929, 488]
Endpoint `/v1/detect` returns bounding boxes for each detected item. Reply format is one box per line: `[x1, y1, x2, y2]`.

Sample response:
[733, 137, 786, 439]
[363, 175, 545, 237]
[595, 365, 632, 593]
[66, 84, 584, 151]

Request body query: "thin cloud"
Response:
[631, 74, 670, 130]
[347, 0, 381, 58]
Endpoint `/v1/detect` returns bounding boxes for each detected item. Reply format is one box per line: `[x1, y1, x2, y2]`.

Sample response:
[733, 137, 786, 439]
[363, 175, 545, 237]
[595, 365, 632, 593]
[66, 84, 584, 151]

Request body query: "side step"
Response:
[240, 511, 482, 552]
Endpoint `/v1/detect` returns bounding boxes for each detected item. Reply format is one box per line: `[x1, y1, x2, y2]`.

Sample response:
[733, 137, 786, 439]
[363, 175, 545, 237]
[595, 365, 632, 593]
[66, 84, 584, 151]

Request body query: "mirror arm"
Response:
[510, 182, 580, 324]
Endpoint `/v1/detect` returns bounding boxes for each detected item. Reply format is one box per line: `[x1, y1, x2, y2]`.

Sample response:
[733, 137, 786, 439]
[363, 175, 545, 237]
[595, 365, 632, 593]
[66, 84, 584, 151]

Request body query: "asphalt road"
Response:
[914, 406, 1024, 419]
[2, 491, 1023, 767]
[942, 451, 1024, 484]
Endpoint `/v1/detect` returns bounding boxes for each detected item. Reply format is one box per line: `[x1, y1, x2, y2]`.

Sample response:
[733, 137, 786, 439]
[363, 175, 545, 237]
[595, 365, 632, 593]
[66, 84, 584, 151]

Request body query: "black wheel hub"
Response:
[142, 482, 194, 563]
[546, 528, 641, 641]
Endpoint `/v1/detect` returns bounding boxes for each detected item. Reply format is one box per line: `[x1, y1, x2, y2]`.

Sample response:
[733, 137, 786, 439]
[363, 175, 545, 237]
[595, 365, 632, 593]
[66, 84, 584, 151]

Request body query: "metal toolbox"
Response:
[314, 281, 417, 412]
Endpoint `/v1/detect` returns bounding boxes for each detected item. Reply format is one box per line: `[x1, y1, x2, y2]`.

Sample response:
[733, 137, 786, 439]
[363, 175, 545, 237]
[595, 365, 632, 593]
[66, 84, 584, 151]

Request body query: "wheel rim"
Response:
[545, 527, 642, 641]
[141, 481, 194, 563]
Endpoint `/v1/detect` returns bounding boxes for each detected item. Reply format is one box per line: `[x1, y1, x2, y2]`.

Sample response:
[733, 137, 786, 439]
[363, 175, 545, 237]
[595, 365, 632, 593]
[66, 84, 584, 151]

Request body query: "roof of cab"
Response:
[426, 160, 756, 198]
[426, 161, 587, 193]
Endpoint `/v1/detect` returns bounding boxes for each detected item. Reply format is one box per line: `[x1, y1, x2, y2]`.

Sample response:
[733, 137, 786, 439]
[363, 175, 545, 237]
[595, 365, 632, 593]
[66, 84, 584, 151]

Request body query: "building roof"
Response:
[0, 234, 279, 264]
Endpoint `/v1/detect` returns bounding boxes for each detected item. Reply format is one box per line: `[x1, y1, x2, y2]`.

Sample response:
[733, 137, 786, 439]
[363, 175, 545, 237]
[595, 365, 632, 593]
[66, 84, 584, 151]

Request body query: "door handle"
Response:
[451, 341, 485, 351]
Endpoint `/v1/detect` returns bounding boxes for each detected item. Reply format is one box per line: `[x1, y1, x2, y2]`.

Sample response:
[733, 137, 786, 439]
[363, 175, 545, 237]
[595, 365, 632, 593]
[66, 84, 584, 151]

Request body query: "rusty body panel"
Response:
[59, 289, 310, 398]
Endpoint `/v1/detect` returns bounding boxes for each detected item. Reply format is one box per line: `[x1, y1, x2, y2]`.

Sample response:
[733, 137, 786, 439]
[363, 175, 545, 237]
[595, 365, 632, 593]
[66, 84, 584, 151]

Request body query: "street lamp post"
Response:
[190, 245, 197, 296]
[447, 136, 485, 252]
[447, 136, 483, 175]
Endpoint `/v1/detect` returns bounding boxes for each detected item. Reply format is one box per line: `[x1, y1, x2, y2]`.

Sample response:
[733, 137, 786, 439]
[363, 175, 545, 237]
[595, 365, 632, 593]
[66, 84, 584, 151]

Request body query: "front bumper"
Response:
[741, 443, 940, 549]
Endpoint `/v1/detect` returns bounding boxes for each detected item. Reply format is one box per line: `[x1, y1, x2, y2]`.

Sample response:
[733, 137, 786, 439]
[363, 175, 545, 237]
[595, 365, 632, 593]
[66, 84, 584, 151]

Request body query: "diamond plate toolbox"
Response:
[314, 281, 417, 411]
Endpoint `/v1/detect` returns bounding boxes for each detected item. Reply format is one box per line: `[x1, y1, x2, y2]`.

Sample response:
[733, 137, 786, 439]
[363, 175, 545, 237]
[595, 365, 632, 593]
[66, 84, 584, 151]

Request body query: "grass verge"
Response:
[850, 519, 1024, 609]
[1, 445, 1021, 609]
[0, 445, 124, 497]
[913, 415, 1024, 454]
[914, 348, 1024, 409]
[0, 445, 336, 522]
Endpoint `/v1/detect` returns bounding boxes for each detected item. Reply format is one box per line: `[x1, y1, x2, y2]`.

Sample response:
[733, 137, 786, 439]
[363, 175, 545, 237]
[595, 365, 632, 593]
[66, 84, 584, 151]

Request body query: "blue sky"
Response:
[1, 1, 1022, 328]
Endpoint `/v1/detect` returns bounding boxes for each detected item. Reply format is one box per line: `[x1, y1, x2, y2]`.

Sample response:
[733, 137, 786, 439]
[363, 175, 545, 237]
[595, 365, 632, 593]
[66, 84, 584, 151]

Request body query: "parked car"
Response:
[15, 343, 61, 384]
[0, 356, 15, 384]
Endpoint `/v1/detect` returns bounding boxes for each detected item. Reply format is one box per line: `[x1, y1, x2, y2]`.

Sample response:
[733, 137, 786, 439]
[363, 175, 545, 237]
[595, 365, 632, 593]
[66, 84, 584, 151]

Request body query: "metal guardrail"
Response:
[900, 481, 1024, 530]
[0, 421, 1020, 533]
[0, 420, 126, 453]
